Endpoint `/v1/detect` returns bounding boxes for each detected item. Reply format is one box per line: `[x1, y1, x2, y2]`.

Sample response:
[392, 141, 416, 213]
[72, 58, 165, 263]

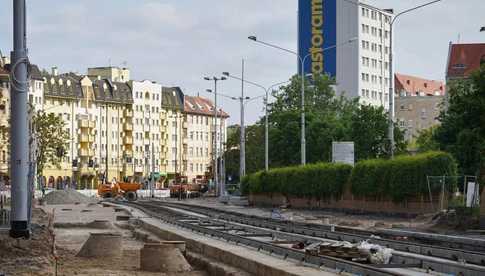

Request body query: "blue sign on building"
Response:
[298, 0, 337, 76]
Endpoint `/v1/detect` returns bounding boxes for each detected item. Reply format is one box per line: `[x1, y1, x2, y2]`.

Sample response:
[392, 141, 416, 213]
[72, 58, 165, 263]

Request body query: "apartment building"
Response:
[298, 0, 392, 109]
[0, 65, 9, 181]
[162, 87, 185, 180]
[41, 70, 133, 189]
[130, 80, 163, 183]
[394, 73, 445, 141]
[0, 62, 229, 189]
[0, 64, 44, 183]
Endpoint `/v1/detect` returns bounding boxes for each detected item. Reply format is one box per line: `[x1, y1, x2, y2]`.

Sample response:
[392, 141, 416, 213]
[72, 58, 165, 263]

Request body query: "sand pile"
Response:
[42, 189, 97, 205]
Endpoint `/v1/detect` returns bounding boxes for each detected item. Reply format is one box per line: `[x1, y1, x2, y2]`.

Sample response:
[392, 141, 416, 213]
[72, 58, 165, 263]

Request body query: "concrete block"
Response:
[140, 242, 192, 273]
[77, 232, 122, 258]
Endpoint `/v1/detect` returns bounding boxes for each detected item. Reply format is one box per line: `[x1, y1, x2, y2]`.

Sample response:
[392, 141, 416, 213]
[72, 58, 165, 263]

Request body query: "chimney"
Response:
[52, 66, 58, 76]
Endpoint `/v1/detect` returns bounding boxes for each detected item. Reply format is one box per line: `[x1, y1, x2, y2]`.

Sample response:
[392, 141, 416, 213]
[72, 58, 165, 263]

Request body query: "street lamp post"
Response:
[204, 76, 226, 197]
[248, 36, 357, 165]
[387, 0, 442, 158]
[222, 72, 289, 172]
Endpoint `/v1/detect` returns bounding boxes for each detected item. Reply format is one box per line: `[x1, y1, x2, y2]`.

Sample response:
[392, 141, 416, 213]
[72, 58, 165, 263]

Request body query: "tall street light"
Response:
[10, 0, 30, 238]
[222, 71, 289, 172]
[248, 36, 357, 165]
[204, 76, 226, 197]
[387, 0, 442, 158]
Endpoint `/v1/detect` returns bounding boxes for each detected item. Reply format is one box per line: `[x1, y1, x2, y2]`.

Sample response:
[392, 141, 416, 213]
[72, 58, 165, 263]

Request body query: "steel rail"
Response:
[122, 201, 407, 276]
[154, 201, 485, 275]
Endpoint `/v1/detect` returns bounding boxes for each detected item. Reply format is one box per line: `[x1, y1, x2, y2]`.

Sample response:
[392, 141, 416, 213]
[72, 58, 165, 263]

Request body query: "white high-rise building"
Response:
[299, 0, 393, 109]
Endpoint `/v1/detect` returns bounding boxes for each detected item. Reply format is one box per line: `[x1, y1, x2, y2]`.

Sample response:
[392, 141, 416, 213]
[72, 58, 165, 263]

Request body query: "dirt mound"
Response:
[43, 189, 97, 205]
[0, 209, 55, 275]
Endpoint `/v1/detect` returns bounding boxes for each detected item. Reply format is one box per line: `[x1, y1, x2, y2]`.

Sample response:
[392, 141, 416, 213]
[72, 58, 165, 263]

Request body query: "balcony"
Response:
[79, 148, 94, 157]
[79, 119, 95, 129]
[79, 134, 89, 143]
[80, 166, 96, 175]
[123, 109, 133, 117]
[79, 119, 89, 128]
[123, 122, 133, 131]
[124, 149, 133, 157]
[123, 136, 133, 145]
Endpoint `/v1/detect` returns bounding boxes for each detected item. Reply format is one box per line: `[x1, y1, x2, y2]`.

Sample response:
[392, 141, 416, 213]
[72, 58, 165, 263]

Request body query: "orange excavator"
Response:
[98, 178, 141, 201]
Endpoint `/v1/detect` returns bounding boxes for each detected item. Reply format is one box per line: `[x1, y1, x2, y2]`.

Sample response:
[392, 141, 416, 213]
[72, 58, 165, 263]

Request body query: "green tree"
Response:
[350, 104, 406, 160]
[434, 64, 485, 180]
[267, 74, 405, 165]
[415, 126, 440, 153]
[225, 74, 407, 178]
[33, 112, 69, 180]
[224, 124, 265, 181]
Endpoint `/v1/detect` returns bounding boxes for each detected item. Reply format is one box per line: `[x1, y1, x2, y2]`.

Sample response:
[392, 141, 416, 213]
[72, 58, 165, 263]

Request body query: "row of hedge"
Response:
[242, 151, 457, 203]
[242, 162, 353, 200]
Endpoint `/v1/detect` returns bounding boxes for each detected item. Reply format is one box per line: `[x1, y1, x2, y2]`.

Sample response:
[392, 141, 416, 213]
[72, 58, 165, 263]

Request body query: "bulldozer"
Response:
[98, 178, 141, 201]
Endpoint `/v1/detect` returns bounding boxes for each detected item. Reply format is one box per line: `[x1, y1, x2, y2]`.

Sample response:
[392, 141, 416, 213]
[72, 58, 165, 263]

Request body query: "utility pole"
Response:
[240, 59, 246, 179]
[10, 0, 30, 238]
[204, 76, 226, 197]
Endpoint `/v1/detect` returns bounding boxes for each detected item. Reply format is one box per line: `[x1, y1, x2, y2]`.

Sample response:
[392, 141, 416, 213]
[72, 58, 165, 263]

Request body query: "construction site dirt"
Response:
[0, 202, 209, 276]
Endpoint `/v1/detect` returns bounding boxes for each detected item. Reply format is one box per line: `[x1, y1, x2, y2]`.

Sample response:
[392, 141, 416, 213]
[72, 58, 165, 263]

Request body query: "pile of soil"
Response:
[0, 209, 55, 275]
[42, 189, 97, 205]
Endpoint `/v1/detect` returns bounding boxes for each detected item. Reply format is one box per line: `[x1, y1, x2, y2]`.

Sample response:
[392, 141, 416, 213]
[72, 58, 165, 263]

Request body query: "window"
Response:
[421, 108, 427, 119]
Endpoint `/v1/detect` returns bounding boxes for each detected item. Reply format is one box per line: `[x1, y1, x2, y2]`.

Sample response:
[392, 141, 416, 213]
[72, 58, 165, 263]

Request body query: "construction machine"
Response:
[98, 178, 141, 201]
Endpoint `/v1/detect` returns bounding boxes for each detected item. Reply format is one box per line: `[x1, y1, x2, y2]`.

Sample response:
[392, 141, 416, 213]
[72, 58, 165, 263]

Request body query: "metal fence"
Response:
[426, 175, 479, 210]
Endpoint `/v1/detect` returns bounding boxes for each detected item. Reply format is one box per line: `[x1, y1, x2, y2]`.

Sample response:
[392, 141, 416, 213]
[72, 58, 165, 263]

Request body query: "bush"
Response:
[244, 162, 353, 200]
[350, 151, 457, 202]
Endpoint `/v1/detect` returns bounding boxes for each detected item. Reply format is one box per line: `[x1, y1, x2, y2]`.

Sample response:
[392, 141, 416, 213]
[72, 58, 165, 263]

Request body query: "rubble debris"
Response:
[291, 241, 305, 249]
[357, 240, 393, 264]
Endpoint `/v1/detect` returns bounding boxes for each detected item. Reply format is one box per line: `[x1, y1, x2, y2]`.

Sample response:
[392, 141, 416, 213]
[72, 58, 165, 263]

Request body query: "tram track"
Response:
[140, 200, 485, 276]
[120, 200, 412, 276]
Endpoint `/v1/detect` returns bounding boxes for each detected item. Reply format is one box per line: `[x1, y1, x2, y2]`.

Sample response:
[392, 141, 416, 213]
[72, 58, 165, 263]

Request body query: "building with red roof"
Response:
[395, 73, 445, 97]
[446, 43, 485, 80]
[183, 95, 229, 182]
[394, 73, 445, 142]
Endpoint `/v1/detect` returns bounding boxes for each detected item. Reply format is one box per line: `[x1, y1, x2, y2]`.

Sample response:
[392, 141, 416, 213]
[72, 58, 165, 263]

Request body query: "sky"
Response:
[0, 0, 484, 125]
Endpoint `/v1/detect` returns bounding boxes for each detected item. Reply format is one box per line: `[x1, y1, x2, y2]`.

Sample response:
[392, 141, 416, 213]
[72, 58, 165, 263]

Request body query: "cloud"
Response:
[1, 0, 484, 125]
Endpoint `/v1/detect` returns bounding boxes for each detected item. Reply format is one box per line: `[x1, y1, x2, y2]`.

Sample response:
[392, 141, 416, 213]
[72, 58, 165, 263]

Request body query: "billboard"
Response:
[298, 0, 337, 76]
[332, 142, 354, 166]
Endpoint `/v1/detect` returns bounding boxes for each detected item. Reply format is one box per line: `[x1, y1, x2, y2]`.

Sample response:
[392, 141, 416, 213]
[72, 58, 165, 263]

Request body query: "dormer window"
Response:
[66, 80, 71, 87]
[406, 80, 410, 85]
[424, 83, 428, 88]
[452, 63, 466, 69]
[50, 78, 55, 85]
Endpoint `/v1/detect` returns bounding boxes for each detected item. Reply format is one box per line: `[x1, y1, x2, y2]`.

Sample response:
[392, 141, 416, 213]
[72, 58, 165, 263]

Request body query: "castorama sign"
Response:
[298, 0, 337, 76]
